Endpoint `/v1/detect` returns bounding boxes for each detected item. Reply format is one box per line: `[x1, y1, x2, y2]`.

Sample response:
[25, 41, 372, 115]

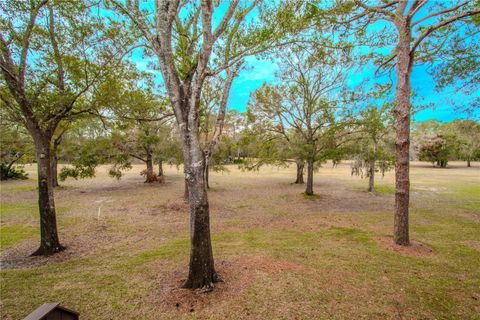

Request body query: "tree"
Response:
[343, 0, 480, 246]
[417, 134, 452, 167]
[446, 120, 480, 167]
[109, 0, 303, 290]
[105, 80, 173, 183]
[351, 102, 394, 193]
[413, 119, 479, 168]
[0, 0, 132, 255]
[154, 125, 184, 183]
[251, 46, 355, 196]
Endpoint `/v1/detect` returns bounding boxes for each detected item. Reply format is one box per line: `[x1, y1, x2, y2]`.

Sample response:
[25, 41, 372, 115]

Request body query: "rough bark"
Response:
[393, 22, 412, 247]
[51, 154, 59, 188]
[294, 159, 305, 184]
[181, 136, 218, 291]
[305, 159, 314, 195]
[31, 134, 64, 256]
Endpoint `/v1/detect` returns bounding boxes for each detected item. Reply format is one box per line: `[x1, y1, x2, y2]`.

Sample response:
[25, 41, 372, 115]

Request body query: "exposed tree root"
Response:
[30, 244, 66, 256]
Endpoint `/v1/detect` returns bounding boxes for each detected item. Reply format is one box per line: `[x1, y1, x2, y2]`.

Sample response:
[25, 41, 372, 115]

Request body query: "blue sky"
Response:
[124, 1, 479, 123]
[226, 55, 477, 122]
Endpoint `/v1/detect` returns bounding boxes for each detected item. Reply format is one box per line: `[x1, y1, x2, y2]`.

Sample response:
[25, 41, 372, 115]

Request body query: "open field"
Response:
[1, 161, 479, 319]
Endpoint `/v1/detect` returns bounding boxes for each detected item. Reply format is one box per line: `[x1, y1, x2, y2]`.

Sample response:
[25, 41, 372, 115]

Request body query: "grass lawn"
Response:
[1, 161, 479, 319]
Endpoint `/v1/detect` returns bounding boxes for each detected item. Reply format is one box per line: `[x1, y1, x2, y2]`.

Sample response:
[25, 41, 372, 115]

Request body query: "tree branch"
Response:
[411, 8, 480, 54]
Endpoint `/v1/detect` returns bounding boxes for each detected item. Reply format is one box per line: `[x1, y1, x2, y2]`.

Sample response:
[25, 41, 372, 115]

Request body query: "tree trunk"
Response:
[184, 177, 189, 203]
[294, 159, 304, 184]
[467, 159, 471, 167]
[51, 154, 58, 187]
[205, 163, 210, 189]
[51, 133, 62, 188]
[440, 159, 447, 168]
[144, 151, 157, 183]
[305, 159, 314, 195]
[368, 160, 375, 193]
[158, 160, 164, 183]
[393, 26, 412, 246]
[31, 134, 64, 256]
[181, 141, 218, 291]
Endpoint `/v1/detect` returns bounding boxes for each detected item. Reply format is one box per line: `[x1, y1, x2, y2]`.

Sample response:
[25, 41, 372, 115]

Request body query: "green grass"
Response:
[301, 192, 320, 199]
[130, 238, 189, 265]
[0, 225, 38, 249]
[452, 185, 480, 211]
[374, 184, 395, 195]
[0, 162, 479, 319]
[0, 203, 38, 219]
[0, 185, 37, 193]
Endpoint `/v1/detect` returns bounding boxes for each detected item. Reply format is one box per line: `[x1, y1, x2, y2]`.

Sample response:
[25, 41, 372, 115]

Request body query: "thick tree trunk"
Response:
[368, 160, 375, 193]
[467, 159, 471, 167]
[305, 159, 314, 195]
[158, 160, 164, 183]
[144, 152, 157, 183]
[182, 143, 218, 291]
[294, 159, 304, 184]
[31, 135, 64, 256]
[393, 26, 412, 246]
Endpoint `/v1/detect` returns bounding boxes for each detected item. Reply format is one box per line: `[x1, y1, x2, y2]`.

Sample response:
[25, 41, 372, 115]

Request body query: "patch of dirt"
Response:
[151, 256, 306, 313]
[463, 240, 480, 252]
[0, 224, 138, 269]
[376, 237, 434, 257]
[0, 238, 91, 269]
[154, 200, 189, 214]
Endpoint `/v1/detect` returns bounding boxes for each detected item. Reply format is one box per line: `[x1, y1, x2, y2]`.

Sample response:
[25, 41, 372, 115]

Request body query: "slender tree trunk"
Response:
[144, 151, 157, 183]
[51, 154, 58, 187]
[158, 160, 164, 183]
[467, 159, 471, 167]
[368, 160, 375, 193]
[205, 163, 210, 189]
[181, 139, 218, 291]
[305, 159, 314, 195]
[184, 177, 189, 203]
[368, 141, 378, 193]
[393, 25, 412, 246]
[51, 133, 62, 188]
[31, 134, 64, 256]
[294, 159, 305, 184]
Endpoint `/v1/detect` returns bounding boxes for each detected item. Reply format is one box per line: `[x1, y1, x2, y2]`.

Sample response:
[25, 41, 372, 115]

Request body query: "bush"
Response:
[0, 164, 29, 180]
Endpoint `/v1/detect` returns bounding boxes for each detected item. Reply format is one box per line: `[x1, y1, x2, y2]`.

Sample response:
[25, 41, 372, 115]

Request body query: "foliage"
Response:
[418, 135, 450, 168]
[249, 44, 356, 168]
[0, 165, 28, 181]
[0, 120, 34, 180]
[412, 119, 480, 167]
[349, 102, 395, 180]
